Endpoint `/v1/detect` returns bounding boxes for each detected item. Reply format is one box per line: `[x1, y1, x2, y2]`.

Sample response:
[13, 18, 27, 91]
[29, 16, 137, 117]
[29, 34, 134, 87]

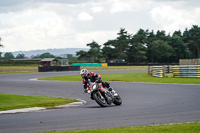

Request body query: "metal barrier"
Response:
[72, 63, 102, 67]
[72, 63, 108, 67]
[149, 65, 200, 78]
[172, 65, 200, 78]
[38, 66, 80, 72]
[152, 66, 164, 77]
[148, 66, 164, 78]
[148, 66, 172, 78]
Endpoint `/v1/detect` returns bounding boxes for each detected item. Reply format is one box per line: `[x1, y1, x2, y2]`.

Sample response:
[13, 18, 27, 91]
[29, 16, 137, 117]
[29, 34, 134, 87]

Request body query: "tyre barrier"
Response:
[172, 65, 200, 78]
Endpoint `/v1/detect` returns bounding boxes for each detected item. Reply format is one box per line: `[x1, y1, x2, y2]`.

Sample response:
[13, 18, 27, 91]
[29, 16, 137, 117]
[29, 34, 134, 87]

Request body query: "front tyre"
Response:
[113, 95, 122, 106]
[92, 92, 107, 107]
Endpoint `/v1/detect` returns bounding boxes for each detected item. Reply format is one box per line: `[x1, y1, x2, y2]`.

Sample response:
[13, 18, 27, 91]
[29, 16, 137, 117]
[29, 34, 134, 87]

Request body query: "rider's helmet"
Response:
[80, 69, 89, 78]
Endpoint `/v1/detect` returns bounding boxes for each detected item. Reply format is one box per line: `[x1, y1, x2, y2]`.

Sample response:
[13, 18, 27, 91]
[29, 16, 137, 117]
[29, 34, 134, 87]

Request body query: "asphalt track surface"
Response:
[0, 70, 200, 133]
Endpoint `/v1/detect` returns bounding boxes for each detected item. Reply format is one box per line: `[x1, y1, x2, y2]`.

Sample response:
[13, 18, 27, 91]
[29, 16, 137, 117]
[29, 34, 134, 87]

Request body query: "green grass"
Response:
[40, 122, 200, 133]
[39, 72, 200, 84]
[0, 93, 78, 111]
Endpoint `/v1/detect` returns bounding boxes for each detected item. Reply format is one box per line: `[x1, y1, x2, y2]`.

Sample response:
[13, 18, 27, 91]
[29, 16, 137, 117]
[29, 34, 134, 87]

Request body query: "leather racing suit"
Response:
[82, 72, 110, 90]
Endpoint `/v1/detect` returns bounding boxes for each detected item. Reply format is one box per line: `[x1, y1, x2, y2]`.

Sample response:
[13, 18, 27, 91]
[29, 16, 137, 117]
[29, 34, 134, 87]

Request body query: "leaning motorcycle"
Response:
[86, 81, 122, 107]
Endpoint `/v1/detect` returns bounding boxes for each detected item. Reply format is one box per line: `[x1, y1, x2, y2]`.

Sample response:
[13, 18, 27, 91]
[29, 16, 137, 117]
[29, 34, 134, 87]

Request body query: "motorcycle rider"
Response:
[80, 69, 117, 95]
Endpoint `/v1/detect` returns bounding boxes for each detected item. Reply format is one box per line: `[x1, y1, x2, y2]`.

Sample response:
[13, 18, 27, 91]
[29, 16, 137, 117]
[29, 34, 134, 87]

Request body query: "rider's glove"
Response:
[95, 78, 101, 83]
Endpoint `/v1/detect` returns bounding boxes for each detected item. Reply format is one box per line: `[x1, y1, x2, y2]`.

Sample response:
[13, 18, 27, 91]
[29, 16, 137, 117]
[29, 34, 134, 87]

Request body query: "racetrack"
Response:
[0, 70, 200, 133]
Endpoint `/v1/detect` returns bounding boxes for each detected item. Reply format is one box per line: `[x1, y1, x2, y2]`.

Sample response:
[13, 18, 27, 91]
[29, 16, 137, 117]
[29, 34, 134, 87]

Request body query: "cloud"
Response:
[76, 30, 117, 46]
[0, 6, 75, 51]
[150, 3, 200, 33]
[78, 12, 93, 21]
[0, 0, 200, 52]
[109, 0, 140, 13]
[91, 6, 104, 13]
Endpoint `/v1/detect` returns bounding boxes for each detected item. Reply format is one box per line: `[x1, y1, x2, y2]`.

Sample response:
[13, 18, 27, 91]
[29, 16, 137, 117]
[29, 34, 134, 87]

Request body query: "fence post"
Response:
[148, 66, 152, 75]
[163, 66, 166, 77]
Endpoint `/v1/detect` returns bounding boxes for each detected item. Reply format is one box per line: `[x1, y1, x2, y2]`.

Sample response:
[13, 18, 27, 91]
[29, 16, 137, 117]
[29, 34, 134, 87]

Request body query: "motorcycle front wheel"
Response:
[92, 92, 107, 107]
[113, 95, 122, 106]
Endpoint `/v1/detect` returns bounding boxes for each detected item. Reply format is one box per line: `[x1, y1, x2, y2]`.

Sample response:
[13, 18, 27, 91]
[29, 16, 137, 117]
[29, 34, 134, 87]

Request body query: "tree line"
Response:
[77, 25, 200, 63]
[0, 52, 56, 61]
[1, 25, 200, 63]
[0, 51, 77, 62]
[0, 37, 2, 58]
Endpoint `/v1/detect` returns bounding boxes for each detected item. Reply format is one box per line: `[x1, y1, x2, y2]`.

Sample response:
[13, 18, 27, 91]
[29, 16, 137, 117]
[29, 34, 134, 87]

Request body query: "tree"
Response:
[16, 54, 25, 59]
[0, 37, 2, 48]
[102, 40, 117, 63]
[0, 37, 3, 58]
[146, 30, 171, 63]
[168, 31, 191, 62]
[67, 54, 73, 59]
[150, 40, 172, 63]
[86, 41, 102, 62]
[127, 29, 148, 63]
[127, 42, 147, 63]
[4, 52, 14, 60]
[184, 25, 200, 58]
[76, 50, 90, 61]
[156, 30, 169, 41]
[146, 30, 157, 62]
[76, 41, 102, 62]
[39, 52, 55, 58]
[76, 26, 200, 64]
[115, 28, 130, 59]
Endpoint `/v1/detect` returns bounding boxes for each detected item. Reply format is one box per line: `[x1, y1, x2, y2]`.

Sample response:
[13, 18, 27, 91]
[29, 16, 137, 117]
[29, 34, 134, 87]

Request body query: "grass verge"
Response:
[0, 66, 38, 74]
[0, 66, 147, 74]
[38, 72, 200, 84]
[0, 93, 78, 111]
[81, 66, 148, 71]
[40, 122, 200, 133]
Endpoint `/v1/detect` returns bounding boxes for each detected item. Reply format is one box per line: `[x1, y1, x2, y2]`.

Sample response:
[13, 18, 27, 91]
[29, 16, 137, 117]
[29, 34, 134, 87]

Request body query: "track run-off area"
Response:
[0, 70, 200, 133]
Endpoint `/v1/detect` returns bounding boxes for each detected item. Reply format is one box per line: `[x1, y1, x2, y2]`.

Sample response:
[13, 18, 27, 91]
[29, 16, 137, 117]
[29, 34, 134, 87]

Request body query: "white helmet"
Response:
[80, 69, 89, 78]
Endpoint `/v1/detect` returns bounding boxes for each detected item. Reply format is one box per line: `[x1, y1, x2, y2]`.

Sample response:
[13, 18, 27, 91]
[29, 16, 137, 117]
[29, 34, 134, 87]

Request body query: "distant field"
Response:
[0, 66, 38, 74]
[0, 66, 147, 74]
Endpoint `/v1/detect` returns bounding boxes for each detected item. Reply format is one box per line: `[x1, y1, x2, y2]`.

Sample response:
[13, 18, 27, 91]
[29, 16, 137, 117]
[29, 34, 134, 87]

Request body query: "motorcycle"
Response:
[86, 81, 122, 107]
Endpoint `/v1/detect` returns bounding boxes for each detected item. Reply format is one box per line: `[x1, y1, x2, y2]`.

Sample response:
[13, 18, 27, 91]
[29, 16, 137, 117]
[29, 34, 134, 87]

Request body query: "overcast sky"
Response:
[0, 0, 200, 52]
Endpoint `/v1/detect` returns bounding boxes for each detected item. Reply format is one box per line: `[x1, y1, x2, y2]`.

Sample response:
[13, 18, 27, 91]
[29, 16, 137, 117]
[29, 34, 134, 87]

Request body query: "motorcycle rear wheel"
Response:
[93, 92, 107, 107]
[113, 95, 122, 105]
